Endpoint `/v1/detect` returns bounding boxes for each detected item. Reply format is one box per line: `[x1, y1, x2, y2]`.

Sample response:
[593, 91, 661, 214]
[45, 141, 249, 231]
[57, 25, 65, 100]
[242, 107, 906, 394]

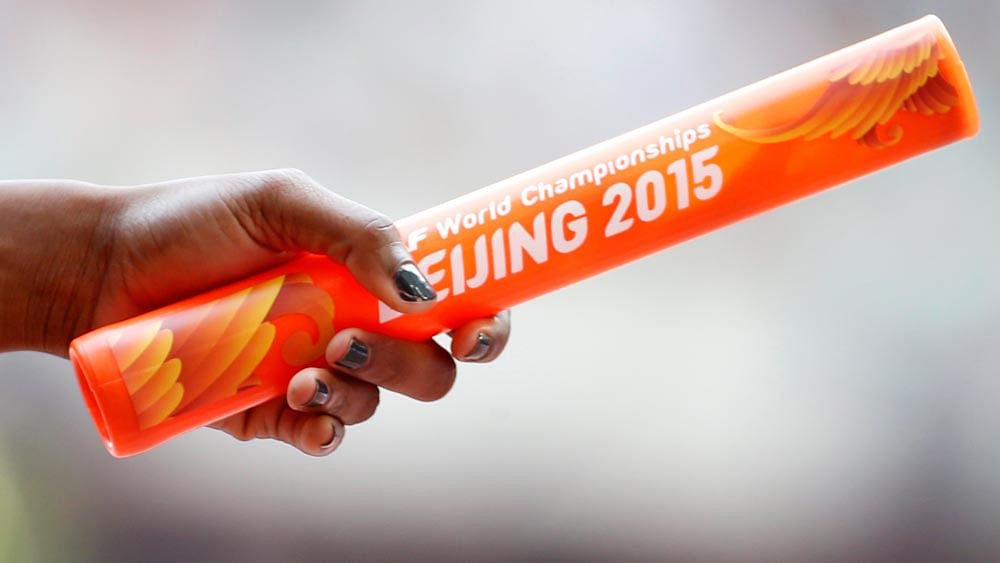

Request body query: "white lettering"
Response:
[509, 212, 548, 274]
[552, 200, 588, 253]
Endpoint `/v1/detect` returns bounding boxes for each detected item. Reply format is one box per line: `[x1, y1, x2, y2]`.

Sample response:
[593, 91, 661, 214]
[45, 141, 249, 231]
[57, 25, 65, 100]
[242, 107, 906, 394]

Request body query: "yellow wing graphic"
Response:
[714, 32, 959, 148]
[108, 274, 335, 429]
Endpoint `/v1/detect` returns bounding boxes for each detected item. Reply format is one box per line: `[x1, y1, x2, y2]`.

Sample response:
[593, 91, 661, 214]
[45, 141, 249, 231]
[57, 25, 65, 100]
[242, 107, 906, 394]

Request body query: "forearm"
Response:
[0, 180, 115, 355]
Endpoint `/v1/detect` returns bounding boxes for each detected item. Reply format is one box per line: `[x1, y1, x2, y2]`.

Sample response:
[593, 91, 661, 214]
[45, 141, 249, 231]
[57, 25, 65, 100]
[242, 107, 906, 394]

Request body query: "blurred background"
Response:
[0, 0, 998, 561]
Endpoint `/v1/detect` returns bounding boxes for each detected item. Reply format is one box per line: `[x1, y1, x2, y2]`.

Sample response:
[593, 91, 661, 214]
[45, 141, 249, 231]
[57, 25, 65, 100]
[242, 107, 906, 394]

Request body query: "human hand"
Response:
[0, 169, 510, 455]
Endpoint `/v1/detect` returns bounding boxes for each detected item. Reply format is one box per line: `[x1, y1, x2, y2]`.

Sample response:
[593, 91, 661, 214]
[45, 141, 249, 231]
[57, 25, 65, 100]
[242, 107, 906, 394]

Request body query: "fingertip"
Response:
[325, 329, 372, 371]
[334, 210, 438, 315]
[393, 261, 437, 303]
[302, 415, 344, 456]
[287, 368, 329, 411]
[456, 331, 493, 362]
[451, 311, 511, 363]
[372, 261, 439, 317]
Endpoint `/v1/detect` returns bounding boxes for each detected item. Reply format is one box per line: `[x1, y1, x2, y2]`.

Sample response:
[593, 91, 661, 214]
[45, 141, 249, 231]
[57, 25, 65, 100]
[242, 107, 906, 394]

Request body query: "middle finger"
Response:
[325, 328, 457, 402]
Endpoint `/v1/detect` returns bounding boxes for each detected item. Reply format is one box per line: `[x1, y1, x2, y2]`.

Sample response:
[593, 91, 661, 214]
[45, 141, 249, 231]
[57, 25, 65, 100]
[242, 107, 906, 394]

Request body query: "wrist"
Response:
[0, 181, 118, 356]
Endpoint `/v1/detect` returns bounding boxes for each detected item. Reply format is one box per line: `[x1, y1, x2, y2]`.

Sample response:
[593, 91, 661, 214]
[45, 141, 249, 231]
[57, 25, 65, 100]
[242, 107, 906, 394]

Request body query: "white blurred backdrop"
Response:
[0, 1, 998, 561]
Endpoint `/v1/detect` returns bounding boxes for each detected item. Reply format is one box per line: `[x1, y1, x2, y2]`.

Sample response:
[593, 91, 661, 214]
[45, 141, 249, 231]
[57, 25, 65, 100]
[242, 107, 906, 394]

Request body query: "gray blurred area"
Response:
[1, 0, 999, 561]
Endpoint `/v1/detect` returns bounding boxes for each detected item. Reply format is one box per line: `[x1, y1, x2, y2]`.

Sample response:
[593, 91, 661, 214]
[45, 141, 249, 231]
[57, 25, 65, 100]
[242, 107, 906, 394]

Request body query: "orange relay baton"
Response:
[70, 15, 979, 457]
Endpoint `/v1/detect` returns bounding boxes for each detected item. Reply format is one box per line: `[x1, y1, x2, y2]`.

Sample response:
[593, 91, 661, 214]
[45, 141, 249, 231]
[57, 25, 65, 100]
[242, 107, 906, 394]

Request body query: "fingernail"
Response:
[306, 380, 330, 408]
[335, 338, 370, 370]
[463, 332, 492, 361]
[395, 262, 437, 302]
[321, 417, 344, 450]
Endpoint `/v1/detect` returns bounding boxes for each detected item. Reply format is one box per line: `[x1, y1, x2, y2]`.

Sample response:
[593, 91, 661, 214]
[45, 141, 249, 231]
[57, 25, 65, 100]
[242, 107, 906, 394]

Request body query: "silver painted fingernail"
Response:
[335, 338, 370, 370]
[394, 262, 437, 302]
[321, 418, 344, 450]
[462, 332, 492, 361]
[306, 380, 330, 408]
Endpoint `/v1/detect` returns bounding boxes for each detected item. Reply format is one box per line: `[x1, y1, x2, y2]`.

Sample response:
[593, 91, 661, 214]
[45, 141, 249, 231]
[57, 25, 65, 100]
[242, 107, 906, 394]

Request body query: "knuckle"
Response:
[258, 168, 320, 199]
[358, 212, 400, 246]
[337, 209, 402, 267]
[233, 431, 254, 443]
[271, 167, 311, 186]
[230, 424, 255, 442]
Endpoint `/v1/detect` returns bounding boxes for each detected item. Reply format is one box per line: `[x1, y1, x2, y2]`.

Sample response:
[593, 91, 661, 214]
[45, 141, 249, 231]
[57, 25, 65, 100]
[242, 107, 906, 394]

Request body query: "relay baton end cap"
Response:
[69, 338, 135, 458]
[923, 14, 981, 139]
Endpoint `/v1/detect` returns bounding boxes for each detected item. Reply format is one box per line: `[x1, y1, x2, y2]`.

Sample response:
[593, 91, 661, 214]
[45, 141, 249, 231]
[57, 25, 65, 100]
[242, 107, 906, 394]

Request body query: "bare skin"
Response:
[0, 169, 510, 455]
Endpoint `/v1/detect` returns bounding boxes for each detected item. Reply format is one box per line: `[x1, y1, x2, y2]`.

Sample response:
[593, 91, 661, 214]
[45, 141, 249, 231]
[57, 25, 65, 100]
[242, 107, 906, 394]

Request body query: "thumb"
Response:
[222, 168, 437, 314]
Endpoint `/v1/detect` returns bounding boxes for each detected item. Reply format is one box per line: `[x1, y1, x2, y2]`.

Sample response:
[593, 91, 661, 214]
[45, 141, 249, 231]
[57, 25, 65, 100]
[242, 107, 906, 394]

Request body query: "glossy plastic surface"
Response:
[71, 15, 979, 457]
